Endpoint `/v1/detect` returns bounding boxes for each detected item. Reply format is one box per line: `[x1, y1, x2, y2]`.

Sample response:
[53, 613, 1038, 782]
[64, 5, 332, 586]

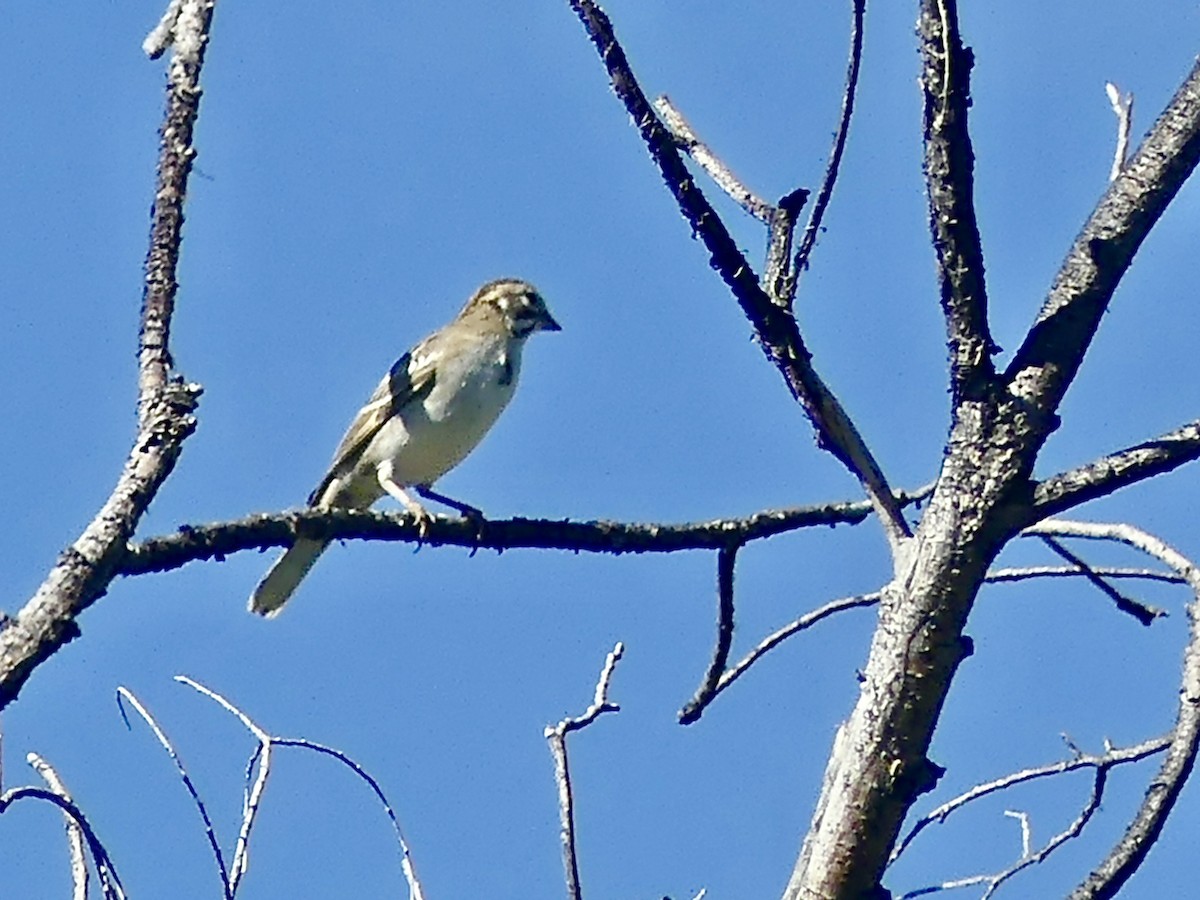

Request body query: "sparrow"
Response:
[249, 278, 561, 616]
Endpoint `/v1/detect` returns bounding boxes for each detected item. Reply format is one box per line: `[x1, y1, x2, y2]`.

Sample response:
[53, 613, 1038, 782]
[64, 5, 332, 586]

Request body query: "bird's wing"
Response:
[308, 342, 440, 505]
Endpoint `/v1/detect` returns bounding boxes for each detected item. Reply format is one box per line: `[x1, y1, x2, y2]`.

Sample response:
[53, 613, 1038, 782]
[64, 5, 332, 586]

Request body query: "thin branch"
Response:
[650, 96, 810, 307]
[1031, 419, 1200, 521]
[983, 771, 1105, 898]
[1037, 535, 1165, 624]
[678, 545, 740, 724]
[173, 676, 270, 894]
[121, 484, 935, 578]
[1105, 82, 1134, 182]
[1005, 59, 1200, 419]
[653, 95, 773, 222]
[680, 591, 881, 723]
[117, 686, 233, 899]
[27, 754, 88, 900]
[891, 735, 1168, 864]
[272, 739, 425, 900]
[918, 0, 996, 399]
[0, 0, 217, 711]
[986, 564, 1183, 585]
[545, 642, 624, 900]
[0, 786, 127, 899]
[1019, 520, 1200, 899]
[566, 0, 911, 552]
[793, 0, 866, 279]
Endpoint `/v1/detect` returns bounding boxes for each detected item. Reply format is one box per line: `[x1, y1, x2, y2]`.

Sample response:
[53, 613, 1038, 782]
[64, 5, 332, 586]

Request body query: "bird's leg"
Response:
[415, 485, 483, 521]
[376, 463, 433, 539]
[415, 485, 486, 552]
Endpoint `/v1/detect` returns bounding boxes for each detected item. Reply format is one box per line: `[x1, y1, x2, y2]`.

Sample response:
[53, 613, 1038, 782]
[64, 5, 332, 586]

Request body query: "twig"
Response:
[983, 771, 1104, 898]
[118, 686, 233, 899]
[566, 0, 911, 552]
[985, 565, 1183, 585]
[1037, 535, 1166, 625]
[27, 753, 88, 900]
[173, 676, 270, 893]
[678, 545, 740, 723]
[121, 483, 936, 578]
[545, 642, 625, 900]
[891, 734, 1168, 865]
[0, 785, 127, 899]
[1105, 82, 1134, 182]
[680, 591, 881, 723]
[271, 738, 425, 900]
[653, 96, 773, 222]
[0, 0, 217, 711]
[793, 0, 866, 279]
[1003, 810, 1031, 859]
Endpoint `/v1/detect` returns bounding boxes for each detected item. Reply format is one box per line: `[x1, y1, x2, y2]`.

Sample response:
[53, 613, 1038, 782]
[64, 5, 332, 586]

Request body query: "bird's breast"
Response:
[367, 348, 519, 487]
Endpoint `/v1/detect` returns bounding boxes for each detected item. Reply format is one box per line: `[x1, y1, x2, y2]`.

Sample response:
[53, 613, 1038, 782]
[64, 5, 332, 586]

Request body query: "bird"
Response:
[249, 278, 561, 616]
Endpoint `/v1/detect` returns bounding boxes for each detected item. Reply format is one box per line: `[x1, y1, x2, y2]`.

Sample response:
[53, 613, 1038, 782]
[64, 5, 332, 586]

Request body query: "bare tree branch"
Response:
[118, 686, 234, 899]
[1019, 520, 1200, 899]
[793, 0, 866, 280]
[566, 0, 912, 552]
[0, 785, 127, 899]
[545, 642, 625, 900]
[919, 0, 997, 400]
[653, 95, 773, 222]
[27, 753, 89, 900]
[678, 545, 740, 724]
[891, 735, 1168, 866]
[1105, 82, 1134, 182]
[0, 0, 217, 712]
[680, 591, 881, 724]
[1005, 59, 1200, 419]
[987, 565, 1183, 585]
[1031, 419, 1200, 520]
[120, 484, 935, 578]
[1038, 535, 1166, 625]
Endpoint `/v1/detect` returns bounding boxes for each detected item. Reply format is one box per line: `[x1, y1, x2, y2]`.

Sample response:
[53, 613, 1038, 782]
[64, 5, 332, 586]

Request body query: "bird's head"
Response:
[463, 278, 562, 338]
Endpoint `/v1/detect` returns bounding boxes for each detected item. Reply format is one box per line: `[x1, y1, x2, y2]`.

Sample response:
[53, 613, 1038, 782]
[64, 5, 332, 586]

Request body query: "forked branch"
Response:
[566, 0, 910, 552]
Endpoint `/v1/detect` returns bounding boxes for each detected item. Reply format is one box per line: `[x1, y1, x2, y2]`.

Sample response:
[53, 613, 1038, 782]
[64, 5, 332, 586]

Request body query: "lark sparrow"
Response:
[249, 278, 561, 616]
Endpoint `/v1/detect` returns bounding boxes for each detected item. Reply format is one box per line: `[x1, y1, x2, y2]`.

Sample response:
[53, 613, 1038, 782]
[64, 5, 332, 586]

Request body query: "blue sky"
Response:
[2, 1, 1198, 897]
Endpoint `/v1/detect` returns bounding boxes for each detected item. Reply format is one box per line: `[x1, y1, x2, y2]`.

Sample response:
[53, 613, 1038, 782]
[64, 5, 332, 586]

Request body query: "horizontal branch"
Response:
[1031, 419, 1200, 520]
[121, 488, 933, 577]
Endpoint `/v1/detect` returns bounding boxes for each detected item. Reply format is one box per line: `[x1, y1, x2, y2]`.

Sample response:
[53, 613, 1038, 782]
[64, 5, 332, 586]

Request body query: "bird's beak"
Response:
[540, 310, 562, 332]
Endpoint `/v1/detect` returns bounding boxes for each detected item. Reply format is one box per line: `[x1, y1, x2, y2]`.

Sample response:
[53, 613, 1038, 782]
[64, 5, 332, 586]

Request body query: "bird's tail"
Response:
[249, 538, 329, 617]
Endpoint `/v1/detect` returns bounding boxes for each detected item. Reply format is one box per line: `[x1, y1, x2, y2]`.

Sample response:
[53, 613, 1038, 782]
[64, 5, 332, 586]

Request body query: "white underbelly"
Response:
[365, 364, 516, 487]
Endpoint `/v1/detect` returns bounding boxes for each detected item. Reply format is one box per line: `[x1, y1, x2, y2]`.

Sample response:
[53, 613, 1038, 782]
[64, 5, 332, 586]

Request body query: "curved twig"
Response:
[793, 0, 867, 280]
[678, 545, 740, 724]
[0, 785, 127, 899]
